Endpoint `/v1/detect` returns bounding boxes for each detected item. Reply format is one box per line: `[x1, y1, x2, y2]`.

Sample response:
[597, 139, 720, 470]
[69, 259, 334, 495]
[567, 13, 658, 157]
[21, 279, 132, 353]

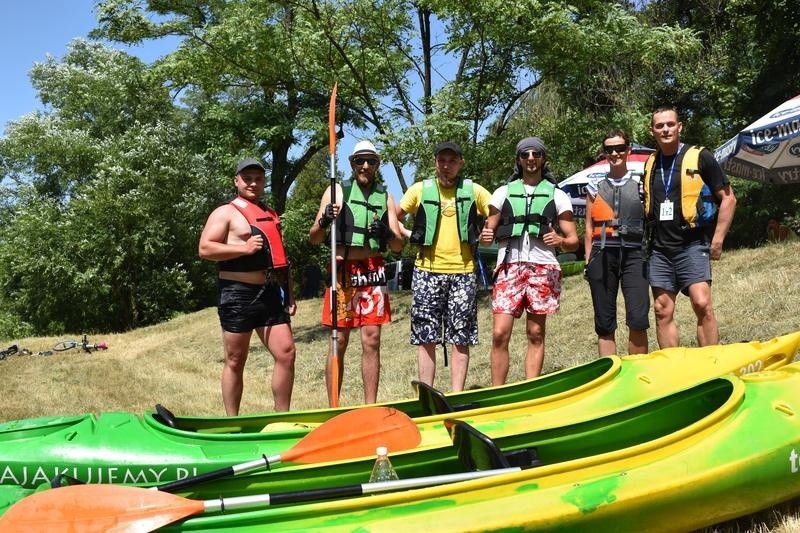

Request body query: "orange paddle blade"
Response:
[328, 81, 338, 154]
[0, 484, 204, 533]
[281, 406, 421, 463]
[329, 348, 340, 408]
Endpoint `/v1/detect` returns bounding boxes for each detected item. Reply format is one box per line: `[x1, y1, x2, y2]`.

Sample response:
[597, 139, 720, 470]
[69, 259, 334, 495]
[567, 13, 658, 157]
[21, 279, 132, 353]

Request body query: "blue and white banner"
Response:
[714, 95, 800, 184]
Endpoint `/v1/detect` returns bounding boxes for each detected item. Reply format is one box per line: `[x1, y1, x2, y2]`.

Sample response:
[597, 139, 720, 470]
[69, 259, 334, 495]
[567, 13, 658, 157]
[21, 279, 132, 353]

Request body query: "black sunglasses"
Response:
[518, 150, 543, 159]
[353, 157, 378, 166]
[602, 144, 629, 155]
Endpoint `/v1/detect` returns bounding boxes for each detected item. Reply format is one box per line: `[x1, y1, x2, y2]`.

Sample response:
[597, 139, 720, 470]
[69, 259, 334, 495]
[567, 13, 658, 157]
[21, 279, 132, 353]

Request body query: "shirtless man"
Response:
[199, 158, 296, 415]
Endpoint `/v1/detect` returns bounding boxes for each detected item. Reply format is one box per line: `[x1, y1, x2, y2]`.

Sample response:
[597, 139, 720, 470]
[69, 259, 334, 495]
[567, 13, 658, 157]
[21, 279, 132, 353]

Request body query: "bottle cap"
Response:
[376, 446, 388, 456]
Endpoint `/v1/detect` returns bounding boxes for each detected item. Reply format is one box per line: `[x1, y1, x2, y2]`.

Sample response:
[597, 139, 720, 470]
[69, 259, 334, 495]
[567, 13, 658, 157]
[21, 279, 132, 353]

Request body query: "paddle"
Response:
[0, 468, 522, 532]
[154, 406, 420, 493]
[327, 81, 341, 408]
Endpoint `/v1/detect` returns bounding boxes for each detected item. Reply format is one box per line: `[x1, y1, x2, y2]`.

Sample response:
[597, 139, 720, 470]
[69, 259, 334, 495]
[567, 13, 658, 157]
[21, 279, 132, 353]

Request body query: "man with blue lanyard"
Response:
[644, 107, 736, 348]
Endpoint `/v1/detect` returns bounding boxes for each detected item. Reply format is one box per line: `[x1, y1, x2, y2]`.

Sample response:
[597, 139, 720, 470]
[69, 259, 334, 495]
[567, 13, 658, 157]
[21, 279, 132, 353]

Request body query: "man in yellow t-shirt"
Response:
[397, 142, 492, 391]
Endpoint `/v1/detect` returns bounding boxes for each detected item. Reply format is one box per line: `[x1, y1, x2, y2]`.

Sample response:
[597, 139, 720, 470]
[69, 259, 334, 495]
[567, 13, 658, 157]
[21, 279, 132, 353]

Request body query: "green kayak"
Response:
[4, 361, 800, 532]
[0, 333, 797, 490]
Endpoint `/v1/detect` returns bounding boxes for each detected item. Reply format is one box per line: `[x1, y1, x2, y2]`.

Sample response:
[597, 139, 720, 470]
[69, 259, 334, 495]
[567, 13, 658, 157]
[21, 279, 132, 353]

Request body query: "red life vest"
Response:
[226, 196, 288, 270]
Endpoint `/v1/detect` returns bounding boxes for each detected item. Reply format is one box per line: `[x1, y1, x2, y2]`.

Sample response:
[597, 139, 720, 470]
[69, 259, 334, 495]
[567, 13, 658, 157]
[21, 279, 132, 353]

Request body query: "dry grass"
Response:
[2, 242, 800, 531]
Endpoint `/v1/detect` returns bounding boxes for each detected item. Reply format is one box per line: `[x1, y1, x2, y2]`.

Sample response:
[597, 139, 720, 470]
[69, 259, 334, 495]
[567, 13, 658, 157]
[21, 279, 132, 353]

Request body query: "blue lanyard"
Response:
[658, 143, 682, 196]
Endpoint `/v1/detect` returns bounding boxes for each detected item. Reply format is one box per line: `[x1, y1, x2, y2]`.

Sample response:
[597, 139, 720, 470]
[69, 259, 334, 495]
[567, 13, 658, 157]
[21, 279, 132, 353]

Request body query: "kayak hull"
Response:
[5, 364, 800, 532]
[0, 333, 797, 490]
[164, 365, 800, 531]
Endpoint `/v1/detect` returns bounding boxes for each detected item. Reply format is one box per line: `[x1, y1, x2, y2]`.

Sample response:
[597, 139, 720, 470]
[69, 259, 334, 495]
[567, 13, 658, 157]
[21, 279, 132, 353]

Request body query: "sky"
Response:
[0, 1, 177, 130]
[0, 1, 402, 199]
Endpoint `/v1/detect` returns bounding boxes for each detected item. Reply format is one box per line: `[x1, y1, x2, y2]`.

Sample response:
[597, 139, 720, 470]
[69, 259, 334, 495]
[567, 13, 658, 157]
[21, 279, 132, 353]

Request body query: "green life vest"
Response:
[643, 145, 718, 229]
[495, 179, 557, 240]
[335, 182, 388, 251]
[409, 178, 478, 247]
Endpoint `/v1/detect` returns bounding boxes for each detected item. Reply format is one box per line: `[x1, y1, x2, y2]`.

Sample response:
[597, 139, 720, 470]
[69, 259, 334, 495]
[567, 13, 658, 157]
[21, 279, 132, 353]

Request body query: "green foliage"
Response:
[0, 40, 223, 333]
[280, 204, 331, 297]
[725, 179, 800, 248]
[0, 121, 216, 333]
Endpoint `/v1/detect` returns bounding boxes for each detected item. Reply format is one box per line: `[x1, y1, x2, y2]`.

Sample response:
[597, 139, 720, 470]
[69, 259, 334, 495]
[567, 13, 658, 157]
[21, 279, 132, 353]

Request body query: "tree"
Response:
[93, 0, 410, 212]
[0, 40, 220, 333]
[642, 0, 800, 142]
[92, 0, 700, 203]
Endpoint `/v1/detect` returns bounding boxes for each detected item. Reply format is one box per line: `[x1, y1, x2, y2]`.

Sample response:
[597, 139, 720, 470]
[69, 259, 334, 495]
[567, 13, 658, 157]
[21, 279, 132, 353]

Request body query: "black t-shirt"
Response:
[649, 145, 729, 252]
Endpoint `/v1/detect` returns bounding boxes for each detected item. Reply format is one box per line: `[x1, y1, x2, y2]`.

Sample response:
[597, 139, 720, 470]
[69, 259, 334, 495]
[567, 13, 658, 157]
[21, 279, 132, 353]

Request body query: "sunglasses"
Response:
[518, 150, 544, 159]
[602, 144, 629, 155]
[353, 158, 378, 167]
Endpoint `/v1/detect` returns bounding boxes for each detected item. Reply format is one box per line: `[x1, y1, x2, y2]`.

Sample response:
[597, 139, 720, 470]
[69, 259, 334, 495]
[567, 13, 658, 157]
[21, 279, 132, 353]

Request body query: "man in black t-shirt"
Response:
[644, 107, 737, 348]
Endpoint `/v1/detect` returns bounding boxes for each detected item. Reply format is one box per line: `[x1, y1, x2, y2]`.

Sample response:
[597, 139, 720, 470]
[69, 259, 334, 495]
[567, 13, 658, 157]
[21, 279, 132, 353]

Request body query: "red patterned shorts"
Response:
[492, 263, 562, 317]
[322, 257, 391, 328]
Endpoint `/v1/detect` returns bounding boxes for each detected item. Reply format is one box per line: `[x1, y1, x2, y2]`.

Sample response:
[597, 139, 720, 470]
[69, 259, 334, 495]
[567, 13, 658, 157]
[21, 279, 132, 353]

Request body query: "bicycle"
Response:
[0, 344, 18, 361]
[52, 335, 108, 353]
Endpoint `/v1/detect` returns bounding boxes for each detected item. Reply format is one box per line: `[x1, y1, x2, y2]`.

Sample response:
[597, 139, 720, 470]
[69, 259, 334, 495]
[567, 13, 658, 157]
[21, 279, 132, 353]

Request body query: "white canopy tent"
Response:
[714, 94, 800, 184]
[558, 151, 654, 217]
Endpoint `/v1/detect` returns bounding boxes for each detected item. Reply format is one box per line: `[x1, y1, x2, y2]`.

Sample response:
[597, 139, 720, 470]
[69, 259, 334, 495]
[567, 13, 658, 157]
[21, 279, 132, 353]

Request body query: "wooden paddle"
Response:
[155, 406, 420, 493]
[0, 468, 521, 532]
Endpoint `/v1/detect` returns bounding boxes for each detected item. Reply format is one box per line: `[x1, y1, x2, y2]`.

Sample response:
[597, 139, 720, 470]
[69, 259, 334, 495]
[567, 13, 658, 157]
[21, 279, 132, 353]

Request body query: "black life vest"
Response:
[590, 175, 645, 248]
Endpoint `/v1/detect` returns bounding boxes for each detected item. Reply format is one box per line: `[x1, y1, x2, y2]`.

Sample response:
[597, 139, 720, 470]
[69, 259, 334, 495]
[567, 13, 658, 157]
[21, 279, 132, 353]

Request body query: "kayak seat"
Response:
[413, 380, 480, 416]
[154, 404, 178, 429]
[445, 419, 541, 471]
[51, 473, 86, 488]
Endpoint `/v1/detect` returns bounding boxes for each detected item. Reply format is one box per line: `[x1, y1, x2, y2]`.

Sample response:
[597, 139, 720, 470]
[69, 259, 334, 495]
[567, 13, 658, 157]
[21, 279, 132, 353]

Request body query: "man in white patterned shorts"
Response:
[481, 137, 578, 384]
[397, 142, 492, 392]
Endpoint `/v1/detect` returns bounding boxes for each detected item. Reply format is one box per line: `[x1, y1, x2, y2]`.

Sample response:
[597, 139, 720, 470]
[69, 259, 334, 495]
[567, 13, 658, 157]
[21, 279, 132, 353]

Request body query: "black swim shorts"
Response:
[217, 279, 290, 333]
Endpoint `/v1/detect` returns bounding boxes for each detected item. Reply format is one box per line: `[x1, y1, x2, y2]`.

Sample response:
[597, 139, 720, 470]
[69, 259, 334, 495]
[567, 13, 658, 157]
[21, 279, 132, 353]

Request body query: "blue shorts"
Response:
[647, 244, 712, 296]
[217, 279, 290, 333]
[410, 268, 478, 346]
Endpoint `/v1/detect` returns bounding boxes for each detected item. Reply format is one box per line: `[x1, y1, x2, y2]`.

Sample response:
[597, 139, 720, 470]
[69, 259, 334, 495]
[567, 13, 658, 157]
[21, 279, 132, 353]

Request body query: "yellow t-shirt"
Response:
[400, 178, 492, 273]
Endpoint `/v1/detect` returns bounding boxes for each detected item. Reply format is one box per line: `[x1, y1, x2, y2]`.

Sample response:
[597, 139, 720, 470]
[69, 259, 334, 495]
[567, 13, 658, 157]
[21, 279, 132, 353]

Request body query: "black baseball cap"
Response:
[434, 141, 463, 157]
[236, 158, 265, 174]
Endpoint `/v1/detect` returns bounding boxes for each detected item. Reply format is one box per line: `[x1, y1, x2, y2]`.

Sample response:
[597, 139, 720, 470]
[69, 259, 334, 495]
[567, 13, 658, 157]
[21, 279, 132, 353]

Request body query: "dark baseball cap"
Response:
[236, 157, 265, 174]
[434, 141, 463, 157]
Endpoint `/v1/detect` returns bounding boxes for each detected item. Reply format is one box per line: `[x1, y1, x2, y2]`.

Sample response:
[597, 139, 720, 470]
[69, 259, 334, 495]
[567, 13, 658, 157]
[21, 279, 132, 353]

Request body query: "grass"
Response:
[2, 241, 800, 531]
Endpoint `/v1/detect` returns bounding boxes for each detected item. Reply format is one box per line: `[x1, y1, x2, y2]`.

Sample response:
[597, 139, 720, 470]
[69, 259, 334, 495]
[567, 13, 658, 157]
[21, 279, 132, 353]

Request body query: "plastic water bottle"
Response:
[369, 446, 399, 482]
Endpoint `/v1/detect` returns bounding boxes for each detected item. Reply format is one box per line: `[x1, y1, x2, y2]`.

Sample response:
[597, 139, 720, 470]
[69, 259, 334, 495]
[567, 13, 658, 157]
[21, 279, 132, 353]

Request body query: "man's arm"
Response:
[385, 194, 405, 252]
[395, 185, 419, 240]
[480, 205, 500, 244]
[543, 211, 579, 252]
[308, 185, 340, 245]
[198, 206, 262, 261]
[710, 184, 736, 260]
[285, 268, 297, 316]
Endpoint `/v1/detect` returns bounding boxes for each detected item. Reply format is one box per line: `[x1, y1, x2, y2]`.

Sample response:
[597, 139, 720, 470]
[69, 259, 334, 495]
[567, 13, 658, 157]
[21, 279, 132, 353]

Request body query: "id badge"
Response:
[659, 200, 674, 221]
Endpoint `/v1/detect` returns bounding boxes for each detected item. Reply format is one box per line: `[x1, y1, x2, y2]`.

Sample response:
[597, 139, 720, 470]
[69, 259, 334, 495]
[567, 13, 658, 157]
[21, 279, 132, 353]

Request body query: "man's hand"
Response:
[542, 223, 563, 248]
[710, 240, 723, 260]
[318, 203, 338, 228]
[244, 235, 264, 255]
[479, 220, 494, 245]
[368, 218, 391, 239]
